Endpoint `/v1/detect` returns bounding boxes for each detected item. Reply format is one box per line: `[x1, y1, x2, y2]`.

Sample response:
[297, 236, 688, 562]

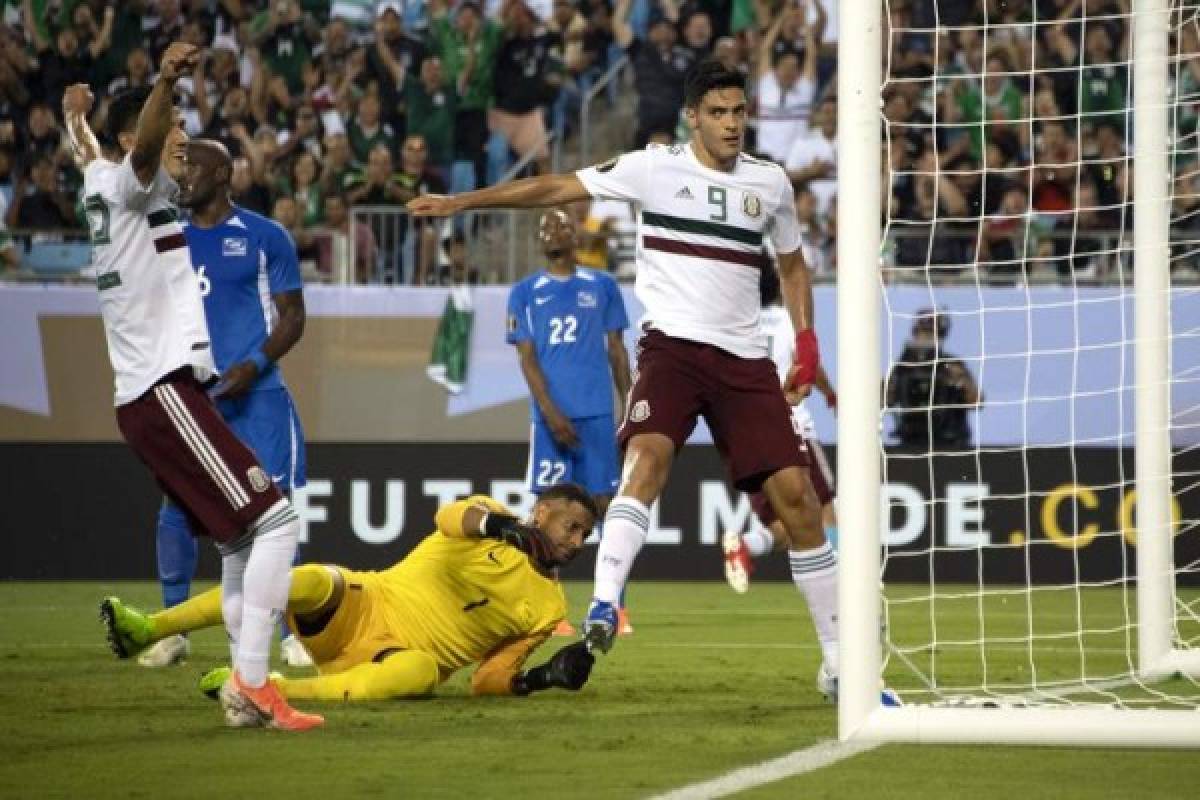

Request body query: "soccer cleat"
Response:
[220, 670, 324, 731]
[200, 666, 233, 701]
[582, 599, 618, 654]
[617, 607, 633, 636]
[280, 635, 314, 668]
[722, 530, 753, 594]
[816, 662, 903, 707]
[99, 597, 154, 659]
[137, 634, 191, 667]
[552, 618, 577, 637]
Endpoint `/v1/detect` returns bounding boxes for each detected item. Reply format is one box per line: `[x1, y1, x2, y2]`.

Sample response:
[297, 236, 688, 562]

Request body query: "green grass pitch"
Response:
[1, 581, 1197, 799]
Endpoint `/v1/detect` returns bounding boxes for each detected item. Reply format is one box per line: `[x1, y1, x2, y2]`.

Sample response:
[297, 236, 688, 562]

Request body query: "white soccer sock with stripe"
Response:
[236, 500, 299, 688]
[741, 528, 775, 558]
[789, 542, 839, 674]
[592, 496, 651, 606]
[219, 544, 250, 666]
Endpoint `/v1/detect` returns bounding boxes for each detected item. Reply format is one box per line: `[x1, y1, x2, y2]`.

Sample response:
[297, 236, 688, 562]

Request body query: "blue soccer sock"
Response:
[156, 503, 198, 610]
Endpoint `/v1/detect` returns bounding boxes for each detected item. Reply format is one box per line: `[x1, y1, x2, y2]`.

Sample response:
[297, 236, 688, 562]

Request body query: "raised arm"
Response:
[408, 172, 591, 217]
[612, 0, 634, 50]
[63, 83, 101, 168]
[131, 43, 199, 186]
[757, 9, 785, 80]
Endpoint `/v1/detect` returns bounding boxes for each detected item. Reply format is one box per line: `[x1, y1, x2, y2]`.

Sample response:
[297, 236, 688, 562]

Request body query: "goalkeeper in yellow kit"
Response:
[101, 484, 599, 701]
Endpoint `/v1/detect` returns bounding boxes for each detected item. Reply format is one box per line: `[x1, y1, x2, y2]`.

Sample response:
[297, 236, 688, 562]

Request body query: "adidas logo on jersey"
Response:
[674, 187, 694, 200]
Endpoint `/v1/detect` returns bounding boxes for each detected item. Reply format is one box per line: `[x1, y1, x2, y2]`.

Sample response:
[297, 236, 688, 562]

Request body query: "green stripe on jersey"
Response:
[641, 211, 762, 247]
[147, 208, 179, 227]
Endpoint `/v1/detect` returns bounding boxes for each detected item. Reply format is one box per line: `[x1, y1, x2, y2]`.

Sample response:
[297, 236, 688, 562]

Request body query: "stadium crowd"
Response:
[0, 0, 1195, 283]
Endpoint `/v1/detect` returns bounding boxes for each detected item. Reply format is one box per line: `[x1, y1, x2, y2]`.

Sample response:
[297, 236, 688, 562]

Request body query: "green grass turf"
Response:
[1, 581, 1198, 799]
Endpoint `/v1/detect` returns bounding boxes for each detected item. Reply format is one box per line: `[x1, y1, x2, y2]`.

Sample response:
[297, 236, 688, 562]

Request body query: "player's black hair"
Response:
[684, 58, 745, 109]
[759, 264, 781, 307]
[537, 483, 600, 521]
[913, 308, 950, 339]
[107, 87, 153, 146]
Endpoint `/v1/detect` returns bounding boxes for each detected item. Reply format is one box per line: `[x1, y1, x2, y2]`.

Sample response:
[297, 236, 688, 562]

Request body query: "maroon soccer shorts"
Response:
[116, 367, 284, 543]
[749, 434, 835, 528]
[618, 329, 802, 492]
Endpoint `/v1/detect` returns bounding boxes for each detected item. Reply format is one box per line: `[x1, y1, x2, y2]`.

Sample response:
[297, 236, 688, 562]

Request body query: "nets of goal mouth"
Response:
[876, 0, 1200, 709]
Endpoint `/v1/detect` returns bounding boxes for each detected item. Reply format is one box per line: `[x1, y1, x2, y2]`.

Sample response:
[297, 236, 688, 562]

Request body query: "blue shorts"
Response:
[526, 414, 619, 497]
[214, 387, 307, 492]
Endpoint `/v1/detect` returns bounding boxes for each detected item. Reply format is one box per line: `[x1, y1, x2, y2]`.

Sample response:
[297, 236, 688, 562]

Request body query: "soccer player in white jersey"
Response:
[61, 43, 322, 731]
[410, 59, 845, 698]
[723, 267, 839, 597]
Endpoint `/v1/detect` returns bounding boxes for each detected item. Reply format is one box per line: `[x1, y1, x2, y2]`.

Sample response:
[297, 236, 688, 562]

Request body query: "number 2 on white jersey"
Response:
[548, 315, 577, 345]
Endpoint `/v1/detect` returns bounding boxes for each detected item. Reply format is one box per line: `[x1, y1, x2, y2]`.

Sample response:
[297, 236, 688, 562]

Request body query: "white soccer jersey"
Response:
[576, 143, 803, 359]
[760, 304, 814, 436]
[84, 155, 216, 406]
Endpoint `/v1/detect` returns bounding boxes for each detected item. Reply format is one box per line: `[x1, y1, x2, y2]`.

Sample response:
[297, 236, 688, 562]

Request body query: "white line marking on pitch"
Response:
[645, 738, 880, 800]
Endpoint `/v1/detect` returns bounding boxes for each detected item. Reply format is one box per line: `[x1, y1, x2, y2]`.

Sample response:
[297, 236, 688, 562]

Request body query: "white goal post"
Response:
[836, 0, 1200, 748]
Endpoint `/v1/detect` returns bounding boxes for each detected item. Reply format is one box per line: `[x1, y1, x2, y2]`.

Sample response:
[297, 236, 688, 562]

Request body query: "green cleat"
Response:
[98, 597, 154, 659]
[199, 666, 233, 701]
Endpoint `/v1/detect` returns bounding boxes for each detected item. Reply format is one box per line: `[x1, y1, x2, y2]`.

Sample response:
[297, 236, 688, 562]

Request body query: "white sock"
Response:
[742, 528, 775, 558]
[789, 542, 839, 674]
[236, 501, 299, 687]
[592, 497, 651, 605]
[218, 539, 252, 665]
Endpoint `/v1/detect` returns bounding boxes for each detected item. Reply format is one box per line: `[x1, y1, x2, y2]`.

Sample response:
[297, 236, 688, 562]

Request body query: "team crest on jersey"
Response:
[595, 156, 619, 173]
[247, 466, 270, 493]
[630, 399, 651, 423]
[668, 144, 683, 155]
[577, 290, 597, 308]
[222, 237, 248, 257]
[742, 192, 763, 218]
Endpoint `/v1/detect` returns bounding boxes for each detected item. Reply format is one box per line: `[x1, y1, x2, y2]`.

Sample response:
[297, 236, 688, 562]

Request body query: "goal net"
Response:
[836, 0, 1200, 746]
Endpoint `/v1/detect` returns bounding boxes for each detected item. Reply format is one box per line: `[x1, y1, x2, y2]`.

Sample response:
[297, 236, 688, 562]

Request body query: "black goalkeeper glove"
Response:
[481, 512, 560, 568]
[511, 641, 595, 696]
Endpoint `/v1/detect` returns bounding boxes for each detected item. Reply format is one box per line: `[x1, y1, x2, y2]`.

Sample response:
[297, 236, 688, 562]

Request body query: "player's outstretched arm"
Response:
[62, 84, 101, 168]
[131, 42, 199, 185]
[778, 247, 819, 390]
[407, 173, 591, 217]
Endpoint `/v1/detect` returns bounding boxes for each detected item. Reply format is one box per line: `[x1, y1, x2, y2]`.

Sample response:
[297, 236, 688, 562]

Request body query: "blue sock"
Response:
[824, 524, 839, 551]
[157, 503, 198, 610]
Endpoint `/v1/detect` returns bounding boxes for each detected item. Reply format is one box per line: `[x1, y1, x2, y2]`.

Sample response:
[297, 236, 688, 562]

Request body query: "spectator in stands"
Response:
[231, 154, 274, 216]
[249, 0, 320, 95]
[320, 193, 379, 283]
[613, 0, 694, 148]
[368, 1, 428, 133]
[488, 0, 565, 181]
[547, 0, 590, 140]
[1032, 120, 1078, 218]
[424, 230, 482, 286]
[0, 24, 33, 113]
[203, 85, 256, 157]
[314, 16, 358, 81]
[280, 151, 325, 226]
[346, 143, 409, 282]
[273, 194, 321, 264]
[429, 0, 504, 192]
[7, 155, 79, 233]
[678, 8, 713, 60]
[1087, 120, 1129, 211]
[956, 52, 1024, 161]
[106, 46, 155, 101]
[34, 9, 112, 111]
[348, 92, 399, 163]
[794, 185, 830, 275]
[274, 103, 325, 165]
[407, 56, 457, 177]
[19, 103, 66, 167]
[785, 95, 836, 216]
[396, 134, 448, 283]
[754, 4, 820, 163]
[315, 131, 355, 195]
[1068, 178, 1117, 278]
[981, 184, 1029, 280]
[144, 0, 187, 62]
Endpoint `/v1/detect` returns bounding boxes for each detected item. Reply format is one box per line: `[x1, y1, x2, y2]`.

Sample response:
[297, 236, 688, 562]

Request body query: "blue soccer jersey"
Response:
[506, 268, 629, 422]
[183, 206, 303, 392]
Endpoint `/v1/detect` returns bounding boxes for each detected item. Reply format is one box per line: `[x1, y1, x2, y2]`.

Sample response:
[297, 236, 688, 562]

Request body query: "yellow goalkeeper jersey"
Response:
[309, 495, 567, 694]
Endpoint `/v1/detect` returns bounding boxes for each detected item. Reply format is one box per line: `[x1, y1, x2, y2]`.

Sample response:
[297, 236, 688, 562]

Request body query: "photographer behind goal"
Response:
[884, 309, 983, 450]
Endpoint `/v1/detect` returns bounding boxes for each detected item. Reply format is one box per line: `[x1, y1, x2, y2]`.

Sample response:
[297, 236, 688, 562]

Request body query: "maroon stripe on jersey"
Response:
[643, 236, 768, 269]
[154, 233, 187, 253]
